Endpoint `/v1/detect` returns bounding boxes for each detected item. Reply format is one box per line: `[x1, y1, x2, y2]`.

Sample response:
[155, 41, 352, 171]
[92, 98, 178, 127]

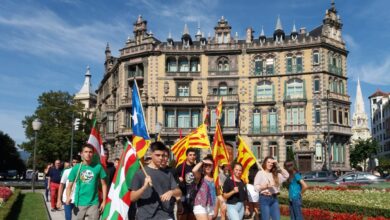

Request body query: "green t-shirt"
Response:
[68, 163, 107, 206]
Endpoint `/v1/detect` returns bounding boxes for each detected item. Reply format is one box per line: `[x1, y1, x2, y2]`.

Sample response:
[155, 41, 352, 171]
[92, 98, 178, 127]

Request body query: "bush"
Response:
[0, 189, 20, 219]
[0, 187, 13, 202]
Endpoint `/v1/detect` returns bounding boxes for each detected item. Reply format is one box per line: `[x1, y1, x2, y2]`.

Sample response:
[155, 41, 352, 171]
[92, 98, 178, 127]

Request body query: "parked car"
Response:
[25, 169, 34, 181]
[37, 172, 45, 181]
[302, 171, 337, 182]
[333, 172, 386, 185]
[0, 171, 7, 180]
[7, 170, 19, 180]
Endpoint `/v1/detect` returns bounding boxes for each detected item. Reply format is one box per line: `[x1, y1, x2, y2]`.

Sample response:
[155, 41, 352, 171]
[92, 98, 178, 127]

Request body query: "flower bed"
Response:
[279, 188, 390, 217]
[0, 187, 12, 203]
[309, 185, 390, 192]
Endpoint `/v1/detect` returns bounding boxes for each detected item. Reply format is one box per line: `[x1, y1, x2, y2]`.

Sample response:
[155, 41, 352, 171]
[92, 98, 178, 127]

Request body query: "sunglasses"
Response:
[203, 163, 213, 167]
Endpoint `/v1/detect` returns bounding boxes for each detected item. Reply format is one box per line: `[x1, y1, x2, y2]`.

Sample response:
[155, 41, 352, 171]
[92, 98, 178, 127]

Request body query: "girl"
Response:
[192, 155, 218, 220]
[254, 157, 289, 220]
[222, 163, 248, 220]
[284, 161, 308, 220]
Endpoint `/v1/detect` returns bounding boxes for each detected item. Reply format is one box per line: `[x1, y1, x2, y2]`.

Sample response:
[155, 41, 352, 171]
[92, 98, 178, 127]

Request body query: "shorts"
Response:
[193, 205, 214, 216]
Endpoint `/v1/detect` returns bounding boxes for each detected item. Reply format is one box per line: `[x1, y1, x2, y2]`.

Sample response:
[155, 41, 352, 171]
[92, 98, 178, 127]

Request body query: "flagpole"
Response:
[125, 137, 151, 185]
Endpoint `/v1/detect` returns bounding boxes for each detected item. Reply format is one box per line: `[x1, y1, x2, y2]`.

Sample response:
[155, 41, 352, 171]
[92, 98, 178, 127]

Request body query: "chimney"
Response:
[299, 27, 306, 34]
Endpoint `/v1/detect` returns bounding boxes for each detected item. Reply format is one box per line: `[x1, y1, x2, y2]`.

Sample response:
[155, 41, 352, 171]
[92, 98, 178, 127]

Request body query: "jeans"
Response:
[226, 202, 244, 220]
[289, 198, 303, 220]
[64, 203, 74, 220]
[259, 195, 280, 220]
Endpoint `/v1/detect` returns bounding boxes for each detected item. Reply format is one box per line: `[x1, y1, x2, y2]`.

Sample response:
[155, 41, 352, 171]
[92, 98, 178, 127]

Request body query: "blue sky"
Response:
[1, 0, 390, 146]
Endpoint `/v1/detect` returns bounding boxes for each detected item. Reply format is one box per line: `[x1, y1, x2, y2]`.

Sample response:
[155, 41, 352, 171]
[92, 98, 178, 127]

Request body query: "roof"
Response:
[369, 89, 389, 98]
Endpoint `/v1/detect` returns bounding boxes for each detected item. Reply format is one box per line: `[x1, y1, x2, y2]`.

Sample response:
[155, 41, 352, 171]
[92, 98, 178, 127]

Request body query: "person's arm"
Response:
[130, 175, 152, 202]
[299, 179, 308, 194]
[57, 183, 64, 208]
[65, 181, 74, 205]
[192, 161, 203, 183]
[99, 178, 108, 212]
[254, 171, 269, 192]
[47, 169, 51, 190]
[222, 179, 238, 200]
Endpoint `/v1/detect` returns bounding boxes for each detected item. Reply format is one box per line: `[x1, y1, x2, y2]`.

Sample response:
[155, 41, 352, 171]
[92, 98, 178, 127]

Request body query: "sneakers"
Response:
[51, 208, 56, 212]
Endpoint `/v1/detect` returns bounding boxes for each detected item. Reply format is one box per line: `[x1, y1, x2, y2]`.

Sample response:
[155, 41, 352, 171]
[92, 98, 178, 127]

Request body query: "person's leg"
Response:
[237, 202, 245, 220]
[64, 204, 72, 220]
[49, 183, 57, 209]
[53, 183, 60, 209]
[289, 200, 295, 220]
[291, 198, 303, 220]
[269, 197, 281, 220]
[44, 179, 49, 202]
[74, 206, 88, 220]
[260, 195, 271, 220]
[226, 204, 240, 220]
[85, 205, 99, 220]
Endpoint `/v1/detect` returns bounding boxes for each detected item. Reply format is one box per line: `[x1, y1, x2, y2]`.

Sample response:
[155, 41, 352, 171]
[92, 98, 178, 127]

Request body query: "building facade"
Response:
[96, 2, 351, 171]
[369, 90, 390, 158]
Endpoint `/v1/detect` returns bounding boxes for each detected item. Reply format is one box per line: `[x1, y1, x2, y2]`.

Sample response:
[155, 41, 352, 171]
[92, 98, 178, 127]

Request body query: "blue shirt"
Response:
[48, 167, 62, 184]
[289, 173, 302, 200]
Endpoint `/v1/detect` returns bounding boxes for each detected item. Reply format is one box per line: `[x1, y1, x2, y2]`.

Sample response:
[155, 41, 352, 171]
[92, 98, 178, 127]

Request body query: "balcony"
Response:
[328, 92, 350, 103]
[127, 71, 144, 79]
[105, 104, 116, 112]
[208, 68, 239, 77]
[254, 95, 276, 105]
[207, 94, 239, 103]
[166, 71, 200, 77]
[328, 65, 343, 75]
[161, 127, 195, 136]
[163, 96, 203, 105]
[119, 127, 133, 136]
[208, 126, 238, 135]
[284, 93, 307, 103]
[248, 126, 280, 136]
[284, 124, 308, 134]
[322, 124, 352, 135]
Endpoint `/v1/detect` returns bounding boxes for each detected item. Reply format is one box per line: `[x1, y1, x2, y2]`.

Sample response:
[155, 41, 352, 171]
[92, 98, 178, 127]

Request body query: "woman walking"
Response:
[284, 161, 308, 220]
[254, 157, 289, 220]
[222, 163, 248, 220]
[192, 155, 218, 220]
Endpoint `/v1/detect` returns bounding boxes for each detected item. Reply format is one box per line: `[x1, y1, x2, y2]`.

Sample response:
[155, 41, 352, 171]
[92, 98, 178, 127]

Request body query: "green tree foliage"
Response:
[286, 146, 295, 162]
[20, 91, 93, 170]
[350, 138, 378, 171]
[0, 131, 26, 173]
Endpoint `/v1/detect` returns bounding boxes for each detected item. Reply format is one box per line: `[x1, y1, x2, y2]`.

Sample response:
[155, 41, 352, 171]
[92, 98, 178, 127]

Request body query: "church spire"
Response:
[355, 77, 365, 114]
[77, 66, 93, 95]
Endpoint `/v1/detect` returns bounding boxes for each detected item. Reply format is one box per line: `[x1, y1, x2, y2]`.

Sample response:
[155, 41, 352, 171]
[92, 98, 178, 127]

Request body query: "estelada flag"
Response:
[236, 135, 256, 183]
[131, 80, 151, 159]
[171, 124, 210, 167]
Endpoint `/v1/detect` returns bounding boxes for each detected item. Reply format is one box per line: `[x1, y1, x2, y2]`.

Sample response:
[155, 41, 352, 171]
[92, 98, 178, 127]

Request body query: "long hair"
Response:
[262, 156, 279, 186]
[284, 160, 298, 185]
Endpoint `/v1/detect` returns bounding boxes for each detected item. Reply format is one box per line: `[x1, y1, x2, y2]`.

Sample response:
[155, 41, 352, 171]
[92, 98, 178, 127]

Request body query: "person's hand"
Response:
[144, 175, 152, 187]
[178, 177, 184, 182]
[99, 200, 106, 213]
[160, 190, 173, 202]
[233, 186, 239, 193]
[65, 197, 71, 205]
[56, 200, 62, 209]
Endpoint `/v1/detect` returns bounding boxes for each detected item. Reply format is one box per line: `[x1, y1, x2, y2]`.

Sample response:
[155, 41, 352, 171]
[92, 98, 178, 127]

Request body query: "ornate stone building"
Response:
[74, 66, 97, 112]
[96, 2, 351, 171]
[351, 78, 371, 144]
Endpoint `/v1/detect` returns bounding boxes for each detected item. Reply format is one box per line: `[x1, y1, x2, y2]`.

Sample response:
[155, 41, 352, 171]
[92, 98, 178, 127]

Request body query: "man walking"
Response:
[66, 144, 107, 220]
[48, 159, 63, 211]
[130, 142, 182, 220]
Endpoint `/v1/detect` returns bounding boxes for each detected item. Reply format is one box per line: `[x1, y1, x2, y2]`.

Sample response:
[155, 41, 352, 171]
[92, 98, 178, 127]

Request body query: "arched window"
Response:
[315, 141, 323, 161]
[255, 81, 273, 102]
[178, 57, 189, 72]
[252, 109, 261, 133]
[286, 78, 304, 99]
[190, 57, 200, 72]
[313, 50, 320, 65]
[217, 57, 229, 71]
[269, 141, 278, 161]
[254, 57, 263, 75]
[268, 108, 277, 133]
[166, 57, 177, 72]
[296, 55, 303, 73]
[218, 82, 228, 95]
[266, 57, 274, 75]
[286, 55, 293, 73]
[253, 142, 261, 159]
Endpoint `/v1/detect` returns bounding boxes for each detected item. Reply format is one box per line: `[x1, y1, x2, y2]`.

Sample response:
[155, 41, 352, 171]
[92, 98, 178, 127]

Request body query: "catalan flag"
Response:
[131, 80, 151, 159]
[212, 121, 230, 188]
[171, 124, 210, 167]
[216, 97, 223, 120]
[236, 135, 256, 183]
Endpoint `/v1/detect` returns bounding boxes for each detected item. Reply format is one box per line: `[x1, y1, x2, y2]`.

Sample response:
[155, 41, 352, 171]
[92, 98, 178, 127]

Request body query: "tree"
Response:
[350, 138, 378, 171]
[20, 91, 93, 170]
[0, 131, 26, 173]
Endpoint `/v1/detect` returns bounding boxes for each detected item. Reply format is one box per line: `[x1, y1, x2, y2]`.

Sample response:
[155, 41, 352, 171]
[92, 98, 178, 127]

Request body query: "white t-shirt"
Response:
[246, 183, 259, 202]
[61, 168, 75, 203]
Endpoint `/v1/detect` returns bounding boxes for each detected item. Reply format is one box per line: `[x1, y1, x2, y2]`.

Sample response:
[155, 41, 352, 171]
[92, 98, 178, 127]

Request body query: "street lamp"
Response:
[32, 118, 42, 193]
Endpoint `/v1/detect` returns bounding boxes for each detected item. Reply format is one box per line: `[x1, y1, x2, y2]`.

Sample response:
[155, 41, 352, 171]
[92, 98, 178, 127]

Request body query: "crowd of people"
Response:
[44, 141, 309, 220]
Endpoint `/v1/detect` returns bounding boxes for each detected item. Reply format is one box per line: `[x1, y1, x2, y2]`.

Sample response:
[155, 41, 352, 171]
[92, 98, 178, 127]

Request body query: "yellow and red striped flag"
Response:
[171, 124, 210, 167]
[236, 135, 256, 183]
[212, 121, 230, 188]
[216, 97, 223, 120]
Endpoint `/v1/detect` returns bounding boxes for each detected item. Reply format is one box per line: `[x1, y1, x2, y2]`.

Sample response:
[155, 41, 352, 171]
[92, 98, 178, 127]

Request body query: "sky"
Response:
[1, 0, 390, 146]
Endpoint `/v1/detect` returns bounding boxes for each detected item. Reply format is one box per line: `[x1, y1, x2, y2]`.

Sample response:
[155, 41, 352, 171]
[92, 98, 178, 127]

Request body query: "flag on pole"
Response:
[212, 121, 230, 188]
[101, 141, 140, 220]
[131, 80, 151, 159]
[215, 97, 223, 120]
[171, 124, 210, 167]
[87, 119, 107, 168]
[203, 105, 210, 125]
[236, 135, 256, 183]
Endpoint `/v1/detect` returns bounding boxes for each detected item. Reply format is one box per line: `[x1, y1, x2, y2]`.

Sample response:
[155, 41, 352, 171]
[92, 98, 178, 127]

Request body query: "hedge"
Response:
[0, 189, 21, 219]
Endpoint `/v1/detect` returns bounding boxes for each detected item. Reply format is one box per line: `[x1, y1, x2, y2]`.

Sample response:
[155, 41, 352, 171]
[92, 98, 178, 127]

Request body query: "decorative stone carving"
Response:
[164, 81, 169, 94]
[197, 82, 202, 94]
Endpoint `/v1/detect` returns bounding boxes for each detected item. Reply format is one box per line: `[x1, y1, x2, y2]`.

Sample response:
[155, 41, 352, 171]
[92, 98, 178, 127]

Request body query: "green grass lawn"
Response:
[5, 192, 47, 220]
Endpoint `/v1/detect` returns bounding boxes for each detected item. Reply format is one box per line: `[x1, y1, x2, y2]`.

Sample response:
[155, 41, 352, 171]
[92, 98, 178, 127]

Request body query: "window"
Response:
[339, 81, 344, 94]
[338, 110, 343, 124]
[217, 33, 223, 44]
[313, 51, 320, 65]
[315, 108, 321, 124]
[190, 57, 199, 72]
[253, 109, 261, 133]
[254, 58, 263, 75]
[128, 64, 144, 77]
[125, 109, 132, 128]
[286, 55, 302, 73]
[210, 109, 216, 127]
[178, 110, 190, 128]
[253, 142, 261, 159]
[269, 108, 277, 133]
[266, 58, 274, 75]
[332, 109, 337, 123]
[227, 109, 236, 127]
[256, 81, 273, 102]
[286, 107, 305, 125]
[217, 57, 229, 71]
[218, 83, 228, 95]
[286, 56, 293, 73]
[179, 57, 189, 72]
[286, 79, 304, 99]
[269, 142, 278, 161]
[165, 110, 175, 128]
[296, 56, 303, 73]
[223, 33, 229, 43]
[315, 142, 322, 161]
[107, 113, 115, 133]
[166, 57, 177, 72]
[314, 79, 320, 92]
[177, 84, 189, 97]
[192, 110, 200, 128]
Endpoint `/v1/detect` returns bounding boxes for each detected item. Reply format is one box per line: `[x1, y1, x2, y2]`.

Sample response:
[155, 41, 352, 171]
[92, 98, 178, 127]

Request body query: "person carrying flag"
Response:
[130, 141, 182, 220]
[66, 143, 108, 220]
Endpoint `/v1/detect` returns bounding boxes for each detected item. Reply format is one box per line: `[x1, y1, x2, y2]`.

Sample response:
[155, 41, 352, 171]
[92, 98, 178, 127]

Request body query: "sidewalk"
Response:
[40, 190, 65, 220]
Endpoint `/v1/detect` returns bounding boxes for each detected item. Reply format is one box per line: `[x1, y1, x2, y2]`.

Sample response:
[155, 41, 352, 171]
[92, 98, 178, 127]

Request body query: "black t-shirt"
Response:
[175, 163, 195, 208]
[223, 178, 248, 204]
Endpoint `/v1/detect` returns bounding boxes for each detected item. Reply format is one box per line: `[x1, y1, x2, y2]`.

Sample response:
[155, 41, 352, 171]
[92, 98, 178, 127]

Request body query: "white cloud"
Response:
[352, 57, 390, 86]
[343, 34, 359, 50]
[0, 109, 29, 145]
